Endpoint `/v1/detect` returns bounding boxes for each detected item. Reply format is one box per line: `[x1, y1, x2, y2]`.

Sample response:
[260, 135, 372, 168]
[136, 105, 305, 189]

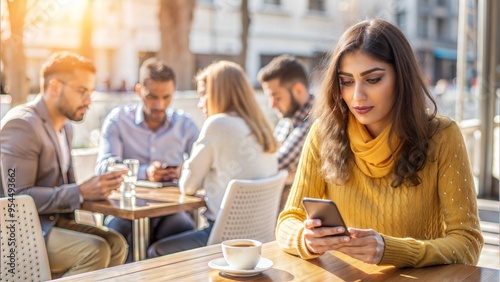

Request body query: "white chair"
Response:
[207, 170, 288, 245]
[0, 195, 51, 281]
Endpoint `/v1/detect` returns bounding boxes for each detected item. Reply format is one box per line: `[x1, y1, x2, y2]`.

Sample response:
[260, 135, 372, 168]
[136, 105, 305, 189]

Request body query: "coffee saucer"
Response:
[208, 257, 273, 277]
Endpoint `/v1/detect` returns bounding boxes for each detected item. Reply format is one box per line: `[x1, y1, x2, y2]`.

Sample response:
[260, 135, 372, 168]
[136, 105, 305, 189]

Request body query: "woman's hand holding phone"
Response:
[301, 198, 385, 264]
[302, 198, 351, 254]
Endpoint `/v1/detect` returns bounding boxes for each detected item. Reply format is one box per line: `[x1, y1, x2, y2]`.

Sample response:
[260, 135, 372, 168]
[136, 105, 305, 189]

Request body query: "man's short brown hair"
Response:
[139, 57, 176, 86]
[40, 51, 95, 91]
[257, 55, 308, 87]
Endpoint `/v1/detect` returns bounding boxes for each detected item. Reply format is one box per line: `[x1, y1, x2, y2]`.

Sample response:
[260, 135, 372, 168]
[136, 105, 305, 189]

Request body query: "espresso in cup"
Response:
[230, 243, 255, 247]
[221, 239, 262, 270]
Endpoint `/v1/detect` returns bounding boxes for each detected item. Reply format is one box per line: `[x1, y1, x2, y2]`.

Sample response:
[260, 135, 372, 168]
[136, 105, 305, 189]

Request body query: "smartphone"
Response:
[136, 180, 179, 188]
[161, 163, 179, 169]
[302, 197, 350, 237]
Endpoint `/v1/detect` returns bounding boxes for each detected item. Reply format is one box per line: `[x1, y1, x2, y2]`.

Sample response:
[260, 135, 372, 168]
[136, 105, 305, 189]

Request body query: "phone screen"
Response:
[162, 163, 179, 169]
[302, 197, 350, 237]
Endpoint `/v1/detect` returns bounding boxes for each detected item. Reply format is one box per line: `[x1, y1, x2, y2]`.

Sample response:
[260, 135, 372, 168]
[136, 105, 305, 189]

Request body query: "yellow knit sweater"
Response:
[276, 116, 484, 268]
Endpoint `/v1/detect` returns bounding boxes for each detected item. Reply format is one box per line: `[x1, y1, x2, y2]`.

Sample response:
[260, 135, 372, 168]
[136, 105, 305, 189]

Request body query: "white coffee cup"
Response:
[221, 239, 262, 270]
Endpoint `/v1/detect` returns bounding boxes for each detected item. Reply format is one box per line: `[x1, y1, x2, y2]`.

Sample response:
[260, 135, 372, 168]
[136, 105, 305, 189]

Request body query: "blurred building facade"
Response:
[393, 0, 478, 85]
[18, 0, 389, 92]
[17, 0, 466, 93]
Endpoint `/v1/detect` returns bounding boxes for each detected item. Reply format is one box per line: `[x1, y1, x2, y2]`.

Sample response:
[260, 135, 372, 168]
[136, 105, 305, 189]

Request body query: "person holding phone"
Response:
[147, 61, 279, 258]
[276, 19, 483, 268]
[146, 162, 180, 184]
[95, 58, 199, 262]
[0, 52, 128, 277]
[95, 57, 199, 183]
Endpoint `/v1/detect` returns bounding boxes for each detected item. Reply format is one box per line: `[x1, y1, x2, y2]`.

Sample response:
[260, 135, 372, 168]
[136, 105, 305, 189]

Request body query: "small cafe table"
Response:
[81, 186, 205, 261]
[53, 240, 499, 281]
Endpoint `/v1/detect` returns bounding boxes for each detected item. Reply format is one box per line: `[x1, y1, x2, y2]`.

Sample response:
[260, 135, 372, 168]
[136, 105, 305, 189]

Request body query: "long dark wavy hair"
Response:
[315, 19, 438, 187]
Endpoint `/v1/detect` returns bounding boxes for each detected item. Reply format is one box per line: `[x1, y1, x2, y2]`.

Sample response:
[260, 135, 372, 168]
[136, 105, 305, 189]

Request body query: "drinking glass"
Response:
[107, 158, 126, 170]
[122, 159, 139, 198]
[119, 197, 136, 209]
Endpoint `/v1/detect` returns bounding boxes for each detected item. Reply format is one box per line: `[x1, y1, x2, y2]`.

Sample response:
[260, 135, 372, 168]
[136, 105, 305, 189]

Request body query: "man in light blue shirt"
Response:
[95, 104, 198, 179]
[96, 57, 199, 262]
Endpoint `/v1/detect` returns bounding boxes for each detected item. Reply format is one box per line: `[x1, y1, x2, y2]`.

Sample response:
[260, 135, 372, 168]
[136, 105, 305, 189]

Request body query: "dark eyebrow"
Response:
[146, 92, 172, 99]
[338, 71, 353, 77]
[361, 67, 385, 76]
[338, 67, 386, 77]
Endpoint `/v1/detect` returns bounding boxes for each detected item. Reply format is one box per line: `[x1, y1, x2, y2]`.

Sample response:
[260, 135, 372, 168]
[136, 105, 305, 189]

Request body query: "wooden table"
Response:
[81, 186, 205, 261]
[53, 241, 499, 281]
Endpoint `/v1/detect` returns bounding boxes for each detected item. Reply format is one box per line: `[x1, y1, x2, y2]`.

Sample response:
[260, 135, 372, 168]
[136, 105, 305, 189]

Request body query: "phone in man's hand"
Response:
[161, 163, 179, 169]
[302, 197, 350, 237]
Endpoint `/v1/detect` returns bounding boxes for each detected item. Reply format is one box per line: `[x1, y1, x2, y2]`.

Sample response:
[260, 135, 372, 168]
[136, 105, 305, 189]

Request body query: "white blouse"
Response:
[180, 113, 278, 221]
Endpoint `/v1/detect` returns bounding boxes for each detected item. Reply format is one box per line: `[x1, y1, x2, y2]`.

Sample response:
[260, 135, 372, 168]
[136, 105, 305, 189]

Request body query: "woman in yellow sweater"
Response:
[276, 19, 484, 268]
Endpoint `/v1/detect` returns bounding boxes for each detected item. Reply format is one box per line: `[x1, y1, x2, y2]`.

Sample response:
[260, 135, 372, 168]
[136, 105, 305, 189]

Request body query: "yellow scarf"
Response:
[347, 114, 402, 178]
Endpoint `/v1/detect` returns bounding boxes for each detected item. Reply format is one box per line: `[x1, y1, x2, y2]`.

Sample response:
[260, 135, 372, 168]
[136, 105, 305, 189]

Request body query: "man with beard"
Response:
[258, 55, 315, 209]
[95, 57, 199, 262]
[0, 52, 128, 277]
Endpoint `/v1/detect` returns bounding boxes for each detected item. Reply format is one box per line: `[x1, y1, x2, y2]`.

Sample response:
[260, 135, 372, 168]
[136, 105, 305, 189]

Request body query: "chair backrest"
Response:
[0, 195, 51, 281]
[207, 170, 288, 245]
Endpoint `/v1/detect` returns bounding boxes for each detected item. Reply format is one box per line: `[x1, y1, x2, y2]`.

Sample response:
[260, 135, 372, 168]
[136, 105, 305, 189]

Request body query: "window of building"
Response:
[418, 16, 428, 38]
[396, 11, 407, 30]
[309, 0, 326, 12]
[437, 18, 447, 38]
[264, 0, 281, 5]
[195, 54, 240, 76]
[436, 0, 447, 7]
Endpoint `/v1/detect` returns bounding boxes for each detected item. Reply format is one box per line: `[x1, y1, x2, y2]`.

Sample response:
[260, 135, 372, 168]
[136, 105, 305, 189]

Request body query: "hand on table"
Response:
[303, 219, 384, 264]
[79, 170, 128, 200]
[146, 161, 180, 182]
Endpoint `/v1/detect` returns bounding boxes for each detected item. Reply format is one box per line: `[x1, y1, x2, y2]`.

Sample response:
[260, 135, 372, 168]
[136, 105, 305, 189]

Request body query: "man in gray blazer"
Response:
[0, 52, 127, 278]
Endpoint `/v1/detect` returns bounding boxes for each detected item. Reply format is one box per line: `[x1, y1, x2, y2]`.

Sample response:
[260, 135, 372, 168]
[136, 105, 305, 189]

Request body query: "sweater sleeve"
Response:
[276, 122, 327, 259]
[379, 120, 483, 267]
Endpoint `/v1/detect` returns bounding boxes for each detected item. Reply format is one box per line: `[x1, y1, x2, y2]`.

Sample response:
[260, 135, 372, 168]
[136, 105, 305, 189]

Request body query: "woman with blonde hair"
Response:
[148, 61, 278, 257]
[276, 19, 483, 268]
